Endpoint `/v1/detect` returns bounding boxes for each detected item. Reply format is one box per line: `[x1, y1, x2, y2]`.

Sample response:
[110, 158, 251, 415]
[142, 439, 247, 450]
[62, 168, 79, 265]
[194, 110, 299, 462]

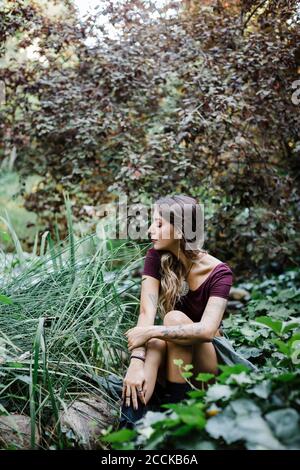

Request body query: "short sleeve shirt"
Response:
[142, 247, 233, 322]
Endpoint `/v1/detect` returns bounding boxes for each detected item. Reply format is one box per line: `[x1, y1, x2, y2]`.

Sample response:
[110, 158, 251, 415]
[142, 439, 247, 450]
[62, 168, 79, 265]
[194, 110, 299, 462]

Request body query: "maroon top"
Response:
[142, 247, 233, 323]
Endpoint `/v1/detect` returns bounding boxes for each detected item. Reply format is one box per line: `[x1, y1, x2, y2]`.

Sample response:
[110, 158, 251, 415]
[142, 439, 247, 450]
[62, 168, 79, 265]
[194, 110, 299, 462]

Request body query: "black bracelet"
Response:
[130, 355, 145, 362]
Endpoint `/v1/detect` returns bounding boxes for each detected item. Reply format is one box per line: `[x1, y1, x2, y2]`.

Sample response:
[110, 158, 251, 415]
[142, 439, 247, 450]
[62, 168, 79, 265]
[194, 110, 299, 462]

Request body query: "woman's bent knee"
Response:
[146, 338, 167, 352]
[163, 310, 193, 326]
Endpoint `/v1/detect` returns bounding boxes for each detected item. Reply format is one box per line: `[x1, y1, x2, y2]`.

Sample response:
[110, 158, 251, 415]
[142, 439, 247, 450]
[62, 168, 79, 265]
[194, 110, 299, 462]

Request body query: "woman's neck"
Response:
[168, 244, 206, 272]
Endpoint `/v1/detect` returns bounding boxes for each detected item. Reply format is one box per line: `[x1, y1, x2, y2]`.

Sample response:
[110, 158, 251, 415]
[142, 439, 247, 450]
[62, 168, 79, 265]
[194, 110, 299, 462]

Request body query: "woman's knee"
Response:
[163, 310, 193, 326]
[147, 338, 167, 352]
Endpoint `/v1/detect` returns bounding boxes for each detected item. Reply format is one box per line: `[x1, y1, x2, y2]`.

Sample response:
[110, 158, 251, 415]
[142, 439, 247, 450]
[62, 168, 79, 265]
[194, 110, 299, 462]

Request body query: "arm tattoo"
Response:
[157, 323, 211, 345]
[132, 293, 159, 356]
[160, 324, 192, 339]
[148, 292, 158, 309]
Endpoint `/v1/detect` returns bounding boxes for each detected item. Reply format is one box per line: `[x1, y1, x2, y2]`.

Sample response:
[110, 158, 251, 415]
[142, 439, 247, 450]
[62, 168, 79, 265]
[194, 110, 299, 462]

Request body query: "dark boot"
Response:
[163, 380, 192, 405]
[118, 380, 167, 429]
[119, 402, 148, 430]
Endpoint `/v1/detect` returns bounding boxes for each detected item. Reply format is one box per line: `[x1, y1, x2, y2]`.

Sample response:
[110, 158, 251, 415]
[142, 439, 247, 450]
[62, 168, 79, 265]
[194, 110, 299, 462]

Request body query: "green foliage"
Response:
[0, 203, 152, 449]
[0, 0, 299, 451]
[0, 294, 13, 305]
[102, 267, 300, 450]
[0, 170, 44, 252]
[0, 1, 299, 274]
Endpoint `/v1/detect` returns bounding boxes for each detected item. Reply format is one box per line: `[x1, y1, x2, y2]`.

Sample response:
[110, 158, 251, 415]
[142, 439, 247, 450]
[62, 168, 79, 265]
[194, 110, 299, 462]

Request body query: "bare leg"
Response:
[191, 341, 219, 388]
[143, 338, 167, 405]
[163, 310, 220, 387]
[163, 310, 194, 383]
[141, 311, 220, 404]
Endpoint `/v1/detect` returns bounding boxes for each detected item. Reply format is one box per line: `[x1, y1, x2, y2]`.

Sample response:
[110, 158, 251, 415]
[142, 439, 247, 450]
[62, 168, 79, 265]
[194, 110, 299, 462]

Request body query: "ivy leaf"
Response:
[195, 372, 215, 382]
[236, 346, 262, 358]
[252, 316, 283, 334]
[102, 428, 137, 443]
[272, 339, 289, 355]
[173, 359, 184, 367]
[181, 372, 193, 379]
[206, 399, 285, 450]
[248, 380, 272, 399]
[274, 372, 296, 382]
[206, 384, 233, 402]
[265, 409, 300, 442]
[217, 364, 251, 384]
[174, 405, 206, 429]
[282, 319, 300, 334]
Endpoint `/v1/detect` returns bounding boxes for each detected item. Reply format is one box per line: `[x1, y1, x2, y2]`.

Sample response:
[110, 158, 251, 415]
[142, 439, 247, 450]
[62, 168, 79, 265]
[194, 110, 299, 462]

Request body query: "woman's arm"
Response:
[129, 275, 160, 362]
[152, 296, 228, 344]
[125, 296, 228, 349]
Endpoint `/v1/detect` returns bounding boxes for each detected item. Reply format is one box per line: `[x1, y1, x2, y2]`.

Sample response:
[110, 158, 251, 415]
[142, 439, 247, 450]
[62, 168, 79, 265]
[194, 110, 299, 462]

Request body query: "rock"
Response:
[59, 395, 119, 449]
[0, 414, 39, 449]
[227, 300, 245, 310]
[229, 287, 251, 301]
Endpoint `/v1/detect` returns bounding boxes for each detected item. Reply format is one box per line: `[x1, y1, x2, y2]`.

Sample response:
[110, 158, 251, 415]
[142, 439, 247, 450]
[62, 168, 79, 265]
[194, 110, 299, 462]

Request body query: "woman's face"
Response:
[148, 206, 179, 250]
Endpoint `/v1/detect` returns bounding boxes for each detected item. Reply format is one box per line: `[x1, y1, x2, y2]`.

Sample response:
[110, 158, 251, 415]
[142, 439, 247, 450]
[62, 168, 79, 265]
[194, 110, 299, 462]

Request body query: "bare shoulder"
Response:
[200, 253, 223, 269]
[201, 253, 233, 276]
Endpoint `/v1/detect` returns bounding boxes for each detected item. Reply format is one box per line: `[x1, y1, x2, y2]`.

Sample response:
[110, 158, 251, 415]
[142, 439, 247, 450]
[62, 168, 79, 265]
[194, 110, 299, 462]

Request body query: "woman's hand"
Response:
[122, 361, 147, 409]
[124, 326, 152, 351]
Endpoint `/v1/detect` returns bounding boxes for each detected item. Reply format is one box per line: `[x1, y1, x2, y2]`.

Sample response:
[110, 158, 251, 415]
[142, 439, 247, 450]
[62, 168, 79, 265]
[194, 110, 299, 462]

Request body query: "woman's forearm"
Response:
[130, 311, 156, 357]
[148, 323, 213, 345]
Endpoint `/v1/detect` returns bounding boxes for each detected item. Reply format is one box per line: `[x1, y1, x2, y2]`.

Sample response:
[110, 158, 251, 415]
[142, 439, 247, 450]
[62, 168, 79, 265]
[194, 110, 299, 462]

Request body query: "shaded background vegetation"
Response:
[0, 0, 300, 451]
[1, 0, 300, 274]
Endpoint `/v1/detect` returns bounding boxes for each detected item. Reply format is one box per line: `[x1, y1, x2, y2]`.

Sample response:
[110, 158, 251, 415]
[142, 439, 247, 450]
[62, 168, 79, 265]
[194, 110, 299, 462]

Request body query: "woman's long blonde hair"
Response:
[154, 195, 207, 320]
